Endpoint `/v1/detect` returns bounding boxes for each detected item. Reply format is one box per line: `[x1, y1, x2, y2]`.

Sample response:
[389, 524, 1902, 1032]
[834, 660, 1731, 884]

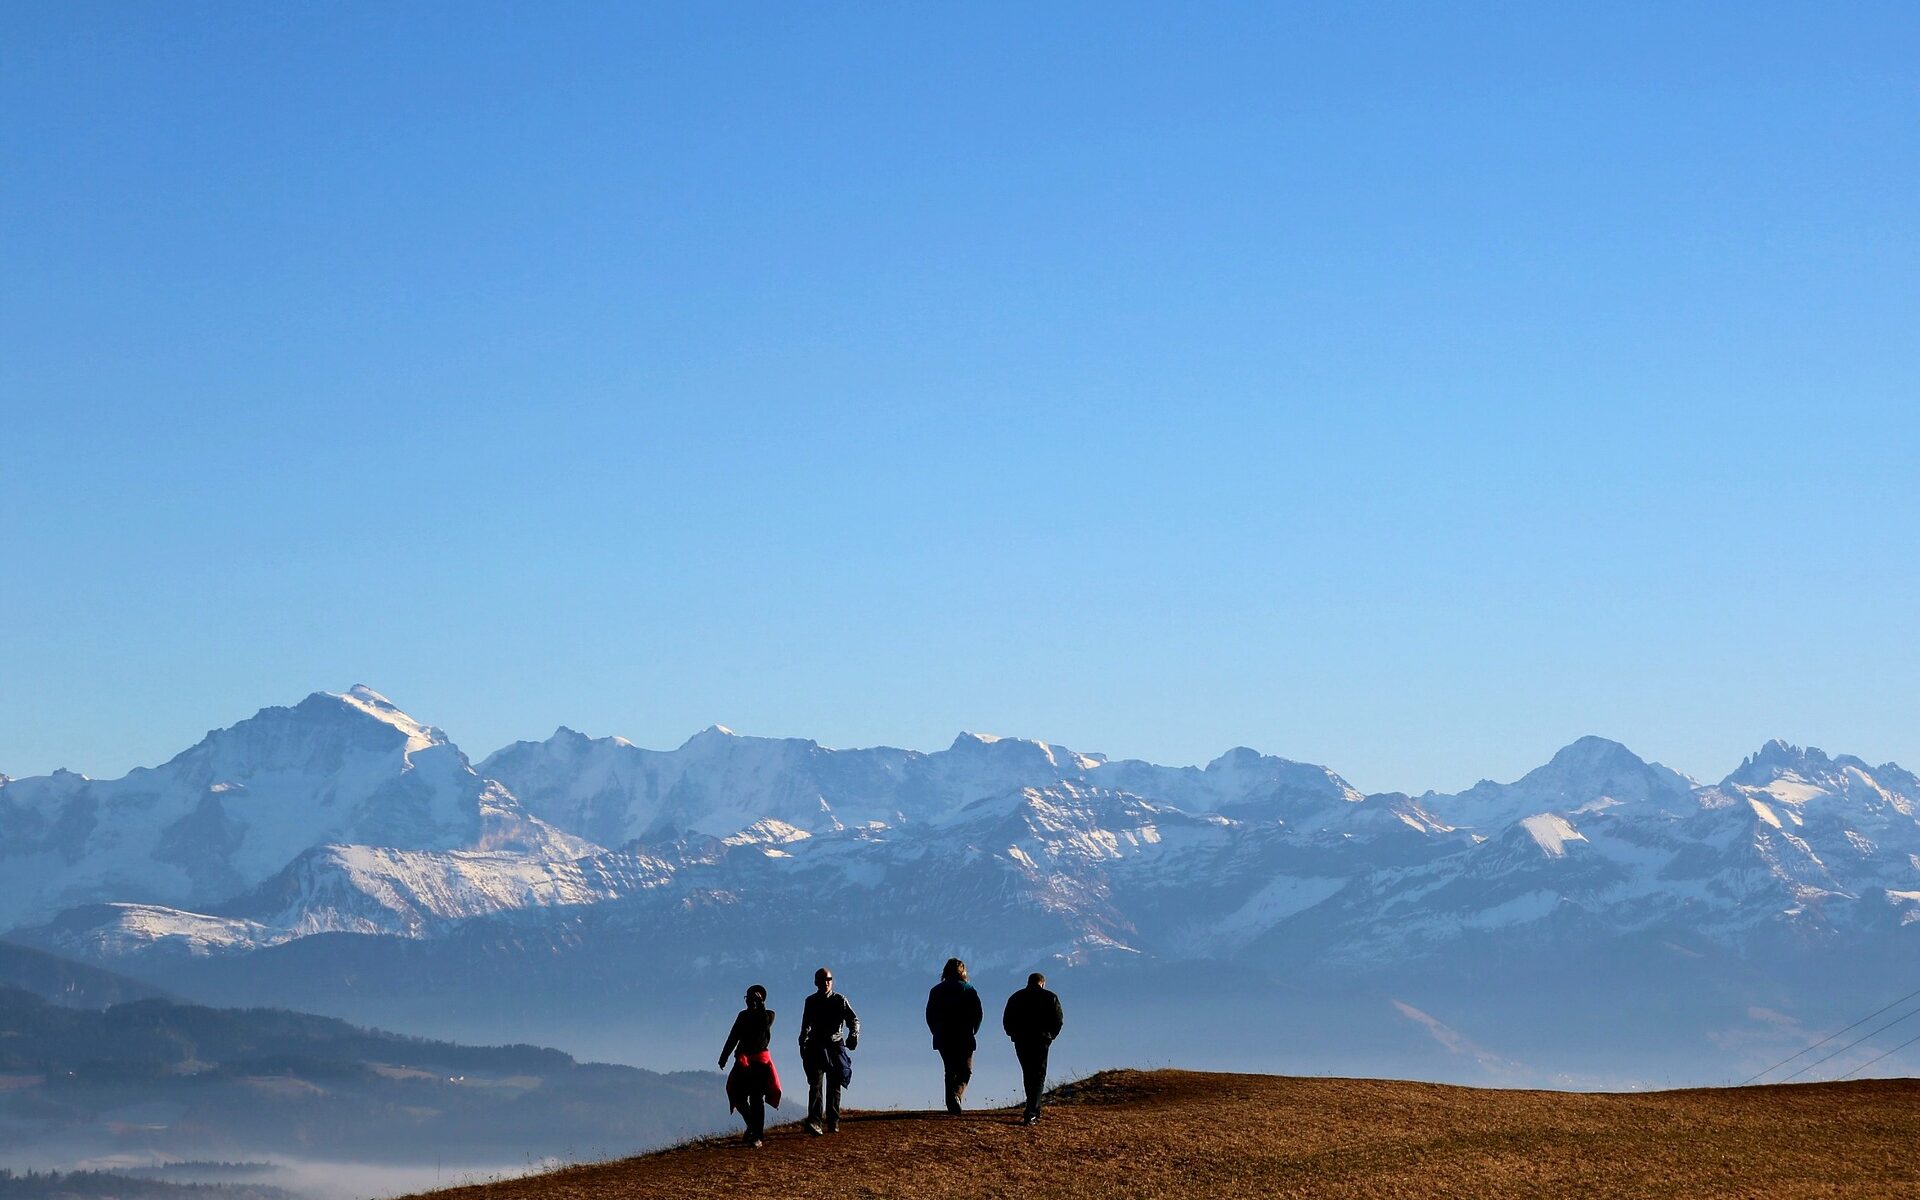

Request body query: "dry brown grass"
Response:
[414, 1069, 1920, 1199]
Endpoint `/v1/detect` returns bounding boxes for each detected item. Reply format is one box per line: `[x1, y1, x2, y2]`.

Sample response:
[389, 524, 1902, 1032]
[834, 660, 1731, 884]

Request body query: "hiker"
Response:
[925, 957, 984, 1113]
[798, 966, 858, 1135]
[719, 983, 781, 1148]
[1002, 972, 1064, 1125]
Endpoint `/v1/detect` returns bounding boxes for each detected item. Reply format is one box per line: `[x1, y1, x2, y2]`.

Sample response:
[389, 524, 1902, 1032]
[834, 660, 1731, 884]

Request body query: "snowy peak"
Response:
[1543, 734, 1649, 773]
[947, 731, 1102, 772]
[150, 686, 448, 787]
[679, 724, 741, 751]
[1715, 741, 1919, 842]
[16, 693, 1920, 995]
[480, 722, 905, 846]
[1423, 736, 1695, 830]
[1722, 739, 1867, 789]
[1527, 736, 1693, 797]
[671, 724, 832, 763]
[1197, 747, 1366, 812]
[308, 686, 447, 753]
[1204, 746, 1267, 771]
[0, 687, 572, 930]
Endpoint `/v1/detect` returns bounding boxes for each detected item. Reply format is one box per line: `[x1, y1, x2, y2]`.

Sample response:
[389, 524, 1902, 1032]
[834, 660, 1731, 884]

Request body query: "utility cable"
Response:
[1774, 1001, 1920, 1084]
[1836, 1029, 1920, 1081]
[1740, 983, 1920, 1085]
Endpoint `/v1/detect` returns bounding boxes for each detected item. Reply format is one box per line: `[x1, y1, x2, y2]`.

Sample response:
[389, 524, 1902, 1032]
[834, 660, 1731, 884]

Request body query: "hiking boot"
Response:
[805, 1121, 824, 1136]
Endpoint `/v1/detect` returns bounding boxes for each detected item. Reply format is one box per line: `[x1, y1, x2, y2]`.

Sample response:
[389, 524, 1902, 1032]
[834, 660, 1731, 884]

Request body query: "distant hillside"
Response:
[0, 1169, 292, 1200]
[0, 988, 717, 1164]
[416, 1068, 1920, 1200]
[0, 941, 171, 1007]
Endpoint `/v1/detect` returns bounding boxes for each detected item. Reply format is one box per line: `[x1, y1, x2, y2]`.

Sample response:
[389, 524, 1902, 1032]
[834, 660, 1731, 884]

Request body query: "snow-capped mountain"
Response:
[0, 687, 588, 930]
[1419, 735, 1698, 829]
[9, 687, 1920, 1083]
[476, 723, 1374, 846]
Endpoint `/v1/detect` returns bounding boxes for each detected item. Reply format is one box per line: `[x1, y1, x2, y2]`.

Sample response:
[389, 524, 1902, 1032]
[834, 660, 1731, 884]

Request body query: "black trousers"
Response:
[739, 1092, 765, 1141]
[803, 1047, 842, 1128]
[1014, 1040, 1050, 1115]
[938, 1043, 974, 1108]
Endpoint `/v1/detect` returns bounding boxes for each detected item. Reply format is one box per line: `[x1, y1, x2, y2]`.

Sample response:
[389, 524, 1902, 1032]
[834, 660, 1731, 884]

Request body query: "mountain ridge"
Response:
[7, 688, 1919, 1089]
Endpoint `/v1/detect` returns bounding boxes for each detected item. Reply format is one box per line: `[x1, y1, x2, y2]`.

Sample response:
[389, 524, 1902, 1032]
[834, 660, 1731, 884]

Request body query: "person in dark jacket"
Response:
[924, 957, 984, 1113]
[719, 983, 781, 1148]
[797, 966, 858, 1135]
[1002, 972, 1064, 1125]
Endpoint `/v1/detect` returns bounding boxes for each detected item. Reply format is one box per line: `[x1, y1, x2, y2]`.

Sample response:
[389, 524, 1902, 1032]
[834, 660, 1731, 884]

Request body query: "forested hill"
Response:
[0, 987, 718, 1163]
[0, 941, 171, 1007]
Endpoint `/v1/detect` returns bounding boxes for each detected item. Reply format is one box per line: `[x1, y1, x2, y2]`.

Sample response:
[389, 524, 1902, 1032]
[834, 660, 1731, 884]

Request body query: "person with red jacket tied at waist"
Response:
[798, 966, 858, 1135]
[925, 957, 984, 1113]
[719, 984, 781, 1148]
[1003, 972, 1064, 1125]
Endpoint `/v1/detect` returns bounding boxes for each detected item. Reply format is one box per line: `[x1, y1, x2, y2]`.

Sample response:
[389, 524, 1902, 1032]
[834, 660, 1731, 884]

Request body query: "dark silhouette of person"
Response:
[1002, 971, 1064, 1125]
[719, 983, 781, 1148]
[798, 966, 858, 1135]
[925, 957, 984, 1113]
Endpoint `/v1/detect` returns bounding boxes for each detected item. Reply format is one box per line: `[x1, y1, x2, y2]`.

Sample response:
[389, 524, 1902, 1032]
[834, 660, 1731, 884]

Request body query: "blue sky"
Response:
[2, 3, 1916, 793]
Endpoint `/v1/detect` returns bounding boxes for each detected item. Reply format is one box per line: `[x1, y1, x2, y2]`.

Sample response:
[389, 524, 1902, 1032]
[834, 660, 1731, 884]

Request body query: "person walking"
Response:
[925, 957, 983, 1113]
[1002, 972, 1063, 1125]
[719, 984, 781, 1148]
[798, 966, 858, 1135]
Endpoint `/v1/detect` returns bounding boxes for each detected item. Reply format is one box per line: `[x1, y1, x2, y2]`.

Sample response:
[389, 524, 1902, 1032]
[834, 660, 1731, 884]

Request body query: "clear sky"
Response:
[2, 3, 1916, 794]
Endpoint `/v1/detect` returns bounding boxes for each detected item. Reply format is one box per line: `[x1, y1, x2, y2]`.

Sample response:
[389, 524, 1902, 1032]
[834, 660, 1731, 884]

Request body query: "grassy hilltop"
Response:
[414, 1068, 1920, 1200]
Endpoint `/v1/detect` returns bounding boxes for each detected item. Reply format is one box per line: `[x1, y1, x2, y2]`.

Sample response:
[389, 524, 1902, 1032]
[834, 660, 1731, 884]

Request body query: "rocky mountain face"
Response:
[472, 723, 1363, 845]
[6, 690, 1919, 1084]
[0, 687, 585, 931]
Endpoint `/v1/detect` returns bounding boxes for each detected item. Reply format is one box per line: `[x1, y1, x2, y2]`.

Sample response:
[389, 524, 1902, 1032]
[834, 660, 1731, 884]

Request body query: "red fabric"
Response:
[726, 1050, 782, 1112]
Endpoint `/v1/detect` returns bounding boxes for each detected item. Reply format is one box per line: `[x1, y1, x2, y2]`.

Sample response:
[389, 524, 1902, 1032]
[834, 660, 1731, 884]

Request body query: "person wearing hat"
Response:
[719, 983, 781, 1148]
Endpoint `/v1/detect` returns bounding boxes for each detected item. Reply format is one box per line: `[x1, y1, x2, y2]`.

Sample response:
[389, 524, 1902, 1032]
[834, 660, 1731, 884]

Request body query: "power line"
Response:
[1775, 1002, 1920, 1084]
[1837, 1029, 1920, 1081]
[1741, 983, 1920, 1085]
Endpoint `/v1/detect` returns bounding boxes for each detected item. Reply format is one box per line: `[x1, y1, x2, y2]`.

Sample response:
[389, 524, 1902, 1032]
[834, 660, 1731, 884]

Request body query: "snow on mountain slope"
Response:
[478, 725, 1378, 846]
[1087, 746, 1366, 822]
[14, 777, 1415, 971]
[1420, 736, 1699, 831]
[7, 690, 1919, 1000]
[27, 902, 278, 960]
[477, 726, 921, 844]
[24, 840, 679, 960]
[1243, 740, 1920, 971]
[224, 842, 669, 933]
[1708, 740, 1920, 901]
[0, 687, 590, 929]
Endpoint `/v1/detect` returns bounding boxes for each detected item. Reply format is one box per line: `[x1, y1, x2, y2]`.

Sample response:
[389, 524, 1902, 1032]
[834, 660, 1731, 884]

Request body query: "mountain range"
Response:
[5, 686, 1918, 1087]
